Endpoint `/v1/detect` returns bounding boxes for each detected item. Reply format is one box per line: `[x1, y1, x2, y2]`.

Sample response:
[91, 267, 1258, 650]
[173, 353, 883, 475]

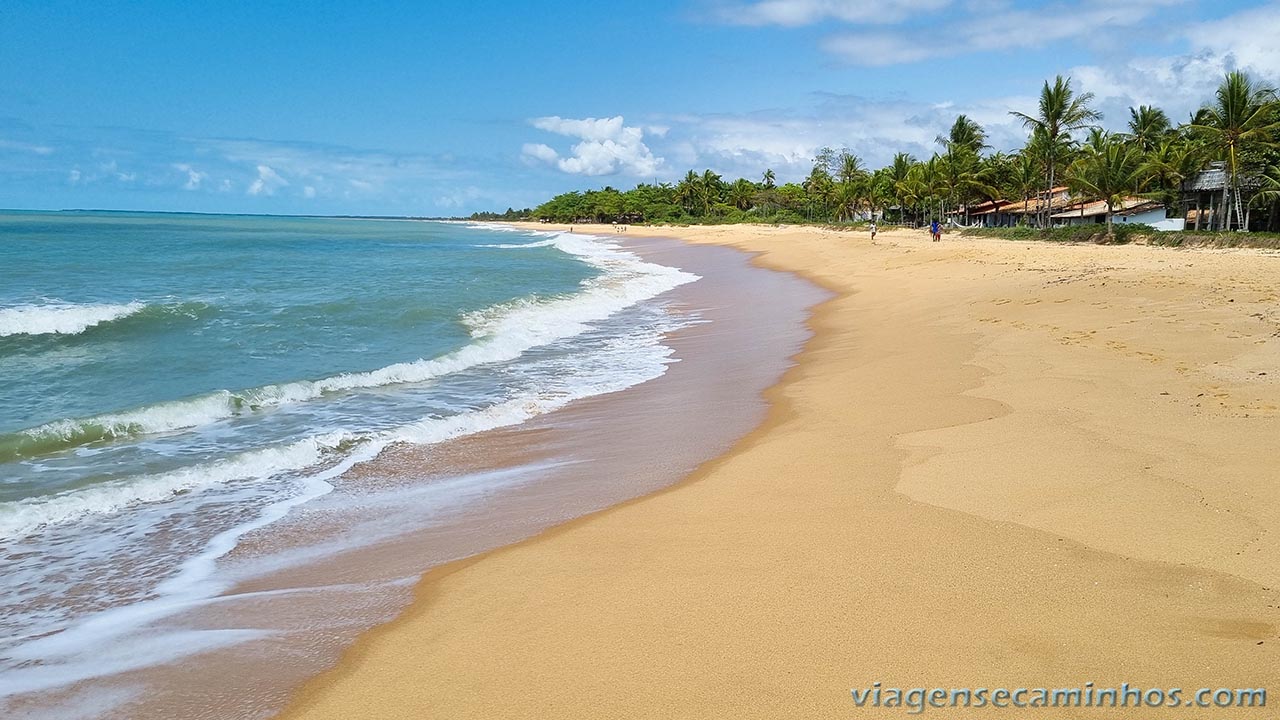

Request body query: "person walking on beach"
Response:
[869, 220, 877, 242]
[930, 219, 941, 242]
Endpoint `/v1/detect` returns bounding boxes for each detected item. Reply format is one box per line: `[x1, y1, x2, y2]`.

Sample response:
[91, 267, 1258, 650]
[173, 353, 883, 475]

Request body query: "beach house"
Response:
[957, 187, 1074, 227]
[1179, 161, 1266, 231]
[1051, 197, 1181, 230]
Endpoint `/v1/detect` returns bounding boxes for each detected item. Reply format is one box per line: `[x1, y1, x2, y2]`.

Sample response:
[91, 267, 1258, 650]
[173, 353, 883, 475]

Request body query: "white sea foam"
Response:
[15, 391, 243, 449]
[7, 231, 697, 453]
[0, 301, 692, 695]
[238, 230, 696, 404]
[0, 432, 354, 538]
[0, 301, 146, 337]
[475, 238, 558, 249]
[0, 286, 689, 541]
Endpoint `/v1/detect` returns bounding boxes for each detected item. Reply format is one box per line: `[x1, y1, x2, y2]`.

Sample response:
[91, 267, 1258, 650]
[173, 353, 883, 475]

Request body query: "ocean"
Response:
[0, 211, 821, 719]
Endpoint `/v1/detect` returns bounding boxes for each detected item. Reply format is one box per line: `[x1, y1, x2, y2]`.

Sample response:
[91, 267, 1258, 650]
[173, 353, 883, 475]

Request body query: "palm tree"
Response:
[1011, 75, 1102, 226]
[1066, 135, 1146, 240]
[1127, 105, 1171, 152]
[699, 169, 724, 215]
[938, 115, 989, 155]
[897, 164, 928, 226]
[939, 147, 996, 225]
[1138, 136, 1206, 209]
[920, 155, 946, 221]
[1250, 163, 1280, 213]
[761, 168, 776, 189]
[865, 168, 894, 221]
[676, 170, 701, 216]
[1006, 152, 1041, 224]
[1188, 71, 1280, 230]
[728, 178, 755, 210]
[833, 181, 860, 222]
[1083, 127, 1109, 154]
[837, 151, 866, 186]
[887, 152, 914, 223]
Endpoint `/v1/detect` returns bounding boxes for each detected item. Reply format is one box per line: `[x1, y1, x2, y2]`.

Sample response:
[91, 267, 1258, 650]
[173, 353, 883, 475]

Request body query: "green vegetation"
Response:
[478, 72, 1280, 240]
[959, 224, 1155, 244]
[467, 207, 533, 222]
[959, 224, 1280, 248]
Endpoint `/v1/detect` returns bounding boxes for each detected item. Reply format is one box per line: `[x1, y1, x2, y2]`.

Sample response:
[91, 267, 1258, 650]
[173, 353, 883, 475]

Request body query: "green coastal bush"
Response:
[960, 223, 1154, 244]
[958, 224, 1280, 248]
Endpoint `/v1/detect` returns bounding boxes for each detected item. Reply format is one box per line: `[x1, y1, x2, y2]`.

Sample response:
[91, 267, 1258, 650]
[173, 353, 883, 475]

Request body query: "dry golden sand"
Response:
[283, 224, 1280, 719]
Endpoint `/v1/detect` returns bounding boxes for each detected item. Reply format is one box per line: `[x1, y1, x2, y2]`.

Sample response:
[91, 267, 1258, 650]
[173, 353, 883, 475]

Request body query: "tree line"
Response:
[481, 72, 1280, 239]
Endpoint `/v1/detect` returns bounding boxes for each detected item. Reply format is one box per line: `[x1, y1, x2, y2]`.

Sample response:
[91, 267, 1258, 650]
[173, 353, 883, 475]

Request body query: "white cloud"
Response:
[520, 142, 559, 164]
[68, 168, 81, 184]
[822, 0, 1187, 65]
[1188, 3, 1280, 77]
[524, 115, 664, 176]
[1047, 4, 1280, 129]
[435, 185, 485, 209]
[820, 34, 936, 66]
[653, 90, 1039, 182]
[715, 0, 953, 26]
[173, 163, 206, 190]
[303, 185, 316, 198]
[247, 164, 288, 196]
[0, 139, 55, 155]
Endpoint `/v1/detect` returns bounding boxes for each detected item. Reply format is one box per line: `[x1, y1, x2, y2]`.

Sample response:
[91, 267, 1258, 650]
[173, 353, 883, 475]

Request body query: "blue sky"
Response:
[1, 0, 1277, 216]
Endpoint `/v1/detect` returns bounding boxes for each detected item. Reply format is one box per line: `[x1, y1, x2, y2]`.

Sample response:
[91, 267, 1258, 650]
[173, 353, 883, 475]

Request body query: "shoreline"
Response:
[282, 223, 1279, 719]
[1, 227, 821, 720]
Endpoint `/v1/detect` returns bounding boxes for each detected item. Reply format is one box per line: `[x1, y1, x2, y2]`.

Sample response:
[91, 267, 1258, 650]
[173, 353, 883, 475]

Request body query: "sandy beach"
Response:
[282, 224, 1280, 719]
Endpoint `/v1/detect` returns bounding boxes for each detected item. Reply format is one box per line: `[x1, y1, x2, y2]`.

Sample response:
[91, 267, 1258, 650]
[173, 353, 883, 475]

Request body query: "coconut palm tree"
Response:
[1083, 127, 1109, 154]
[803, 165, 835, 221]
[938, 115, 989, 155]
[865, 168, 894, 221]
[1138, 136, 1206, 209]
[728, 178, 755, 210]
[1188, 71, 1280, 230]
[837, 151, 867, 186]
[887, 152, 914, 223]
[699, 169, 724, 216]
[833, 181, 861, 221]
[675, 170, 701, 216]
[761, 168, 776, 189]
[1065, 135, 1146, 240]
[939, 147, 997, 225]
[1250, 163, 1280, 218]
[896, 162, 928, 226]
[920, 155, 946, 221]
[1010, 75, 1102, 226]
[1126, 105, 1171, 152]
[1006, 152, 1042, 224]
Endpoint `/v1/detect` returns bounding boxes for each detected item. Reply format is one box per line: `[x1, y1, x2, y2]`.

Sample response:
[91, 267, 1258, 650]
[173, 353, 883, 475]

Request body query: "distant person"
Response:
[869, 220, 877, 241]
[930, 219, 941, 242]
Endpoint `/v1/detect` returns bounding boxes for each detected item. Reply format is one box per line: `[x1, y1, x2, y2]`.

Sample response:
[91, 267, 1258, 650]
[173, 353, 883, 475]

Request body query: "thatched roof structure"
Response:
[1185, 161, 1264, 192]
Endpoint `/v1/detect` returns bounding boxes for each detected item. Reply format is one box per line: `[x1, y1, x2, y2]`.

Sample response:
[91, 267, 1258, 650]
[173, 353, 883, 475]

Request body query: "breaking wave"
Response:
[1, 232, 697, 462]
[0, 301, 147, 337]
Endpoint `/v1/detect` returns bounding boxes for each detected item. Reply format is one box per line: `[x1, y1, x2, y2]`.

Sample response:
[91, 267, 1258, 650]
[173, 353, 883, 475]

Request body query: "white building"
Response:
[1050, 197, 1184, 231]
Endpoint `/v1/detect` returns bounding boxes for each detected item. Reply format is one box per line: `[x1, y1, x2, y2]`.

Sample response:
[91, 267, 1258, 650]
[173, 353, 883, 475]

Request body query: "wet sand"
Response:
[282, 224, 1279, 719]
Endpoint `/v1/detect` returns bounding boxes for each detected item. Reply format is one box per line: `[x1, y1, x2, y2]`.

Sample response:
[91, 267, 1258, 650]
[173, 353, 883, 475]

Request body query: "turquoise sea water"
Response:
[0, 211, 697, 705]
